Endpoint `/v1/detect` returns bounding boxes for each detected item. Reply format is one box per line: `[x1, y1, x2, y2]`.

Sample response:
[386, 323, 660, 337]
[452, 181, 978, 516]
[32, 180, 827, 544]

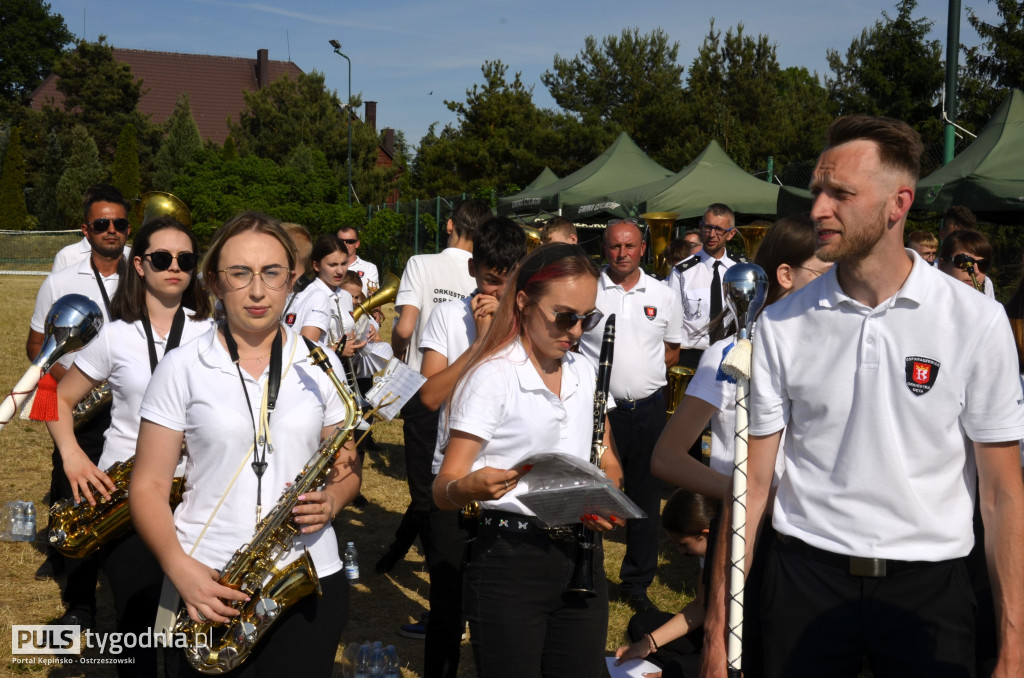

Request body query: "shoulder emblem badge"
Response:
[905, 356, 940, 395]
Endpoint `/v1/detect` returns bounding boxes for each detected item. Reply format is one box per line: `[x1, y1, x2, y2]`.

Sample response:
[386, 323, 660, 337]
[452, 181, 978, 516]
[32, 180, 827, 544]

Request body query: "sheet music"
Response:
[605, 657, 661, 678]
[364, 357, 425, 421]
[515, 452, 646, 528]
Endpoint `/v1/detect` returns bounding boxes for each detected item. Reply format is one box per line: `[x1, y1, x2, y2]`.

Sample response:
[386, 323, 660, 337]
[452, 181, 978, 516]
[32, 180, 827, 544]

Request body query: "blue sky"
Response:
[46, 0, 1002, 149]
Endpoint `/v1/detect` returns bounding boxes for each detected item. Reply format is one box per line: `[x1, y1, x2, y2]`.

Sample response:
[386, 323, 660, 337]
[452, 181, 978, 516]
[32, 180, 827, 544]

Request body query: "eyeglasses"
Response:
[218, 265, 291, 290]
[699, 222, 734, 236]
[339, 238, 358, 245]
[144, 251, 199, 272]
[540, 304, 604, 332]
[951, 253, 989, 273]
[88, 218, 130, 233]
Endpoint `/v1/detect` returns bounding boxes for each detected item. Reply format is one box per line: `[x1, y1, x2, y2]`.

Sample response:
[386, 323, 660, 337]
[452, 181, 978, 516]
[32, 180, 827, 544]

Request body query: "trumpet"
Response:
[0, 295, 102, 434]
[666, 365, 695, 420]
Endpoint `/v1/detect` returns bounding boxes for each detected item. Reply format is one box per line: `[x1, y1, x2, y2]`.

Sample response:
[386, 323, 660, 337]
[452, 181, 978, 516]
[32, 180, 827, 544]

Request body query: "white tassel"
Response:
[720, 338, 753, 380]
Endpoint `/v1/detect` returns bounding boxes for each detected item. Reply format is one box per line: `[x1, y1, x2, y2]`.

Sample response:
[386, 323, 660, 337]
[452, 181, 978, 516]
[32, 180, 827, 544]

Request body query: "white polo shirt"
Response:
[72, 312, 214, 469]
[751, 251, 1024, 561]
[284, 278, 333, 337]
[580, 269, 683, 400]
[52, 238, 130, 272]
[687, 336, 785, 485]
[348, 256, 380, 296]
[667, 250, 737, 350]
[419, 295, 475, 366]
[395, 248, 475, 371]
[443, 339, 599, 515]
[139, 326, 347, 575]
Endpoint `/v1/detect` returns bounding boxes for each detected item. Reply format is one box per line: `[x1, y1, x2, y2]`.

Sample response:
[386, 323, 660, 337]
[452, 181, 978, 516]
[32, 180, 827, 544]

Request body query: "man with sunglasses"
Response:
[336, 225, 379, 297]
[24, 184, 130, 624]
[580, 219, 682, 613]
[666, 203, 738, 369]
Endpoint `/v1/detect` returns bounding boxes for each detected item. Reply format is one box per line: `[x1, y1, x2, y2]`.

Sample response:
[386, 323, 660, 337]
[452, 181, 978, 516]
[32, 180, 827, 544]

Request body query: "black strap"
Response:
[90, 258, 114, 316]
[140, 307, 186, 374]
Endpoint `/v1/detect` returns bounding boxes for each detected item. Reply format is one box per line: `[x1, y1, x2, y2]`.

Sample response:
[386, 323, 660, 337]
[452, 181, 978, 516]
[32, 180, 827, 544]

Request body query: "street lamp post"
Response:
[329, 39, 353, 207]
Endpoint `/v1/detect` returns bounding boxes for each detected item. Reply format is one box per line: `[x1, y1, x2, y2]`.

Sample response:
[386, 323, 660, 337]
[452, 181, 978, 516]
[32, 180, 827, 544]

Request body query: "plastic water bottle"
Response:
[354, 642, 371, 678]
[344, 541, 360, 584]
[13, 504, 28, 541]
[383, 645, 400, 678]
[2, 502, 18, 541]
[370, 643, 384, 676]
[22, 503, 36, 541]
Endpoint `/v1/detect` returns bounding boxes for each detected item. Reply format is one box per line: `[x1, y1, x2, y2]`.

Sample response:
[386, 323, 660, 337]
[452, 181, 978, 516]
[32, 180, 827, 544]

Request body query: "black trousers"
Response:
[166, 570, 348, 678]
[51, 403, 111, 615]
[96, 532, 164, 677]
[609, 392, 667, 595]
[464, 526, 608, 678]
[626, 609, 702, 678]
[424, 508, 468, 678]
[762, 538, 977, 678]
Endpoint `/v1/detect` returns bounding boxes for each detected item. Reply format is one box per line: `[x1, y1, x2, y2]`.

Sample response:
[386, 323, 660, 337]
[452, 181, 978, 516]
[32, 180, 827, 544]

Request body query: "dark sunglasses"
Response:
[88, 218, 130, 233]
[544, 306, 604, 332]
[951, 253, 989, 274]
[144, 251, 199, 272]
[339, 238, 358, 245]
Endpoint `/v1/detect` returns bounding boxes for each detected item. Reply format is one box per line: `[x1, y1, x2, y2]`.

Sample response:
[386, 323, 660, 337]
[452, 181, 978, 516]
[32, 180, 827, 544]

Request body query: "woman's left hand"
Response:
[581, 512, 625, 533]
[293, 490, 336, 534]
[366, 325, 380, 343]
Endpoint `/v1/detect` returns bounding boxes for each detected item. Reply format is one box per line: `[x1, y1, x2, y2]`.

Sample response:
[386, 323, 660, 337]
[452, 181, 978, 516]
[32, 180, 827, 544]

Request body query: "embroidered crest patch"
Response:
[357, 270, 364, 277]
[284, 312, 297, 326]
[643, 305, 657, 320]
[905, 356, 940, 395]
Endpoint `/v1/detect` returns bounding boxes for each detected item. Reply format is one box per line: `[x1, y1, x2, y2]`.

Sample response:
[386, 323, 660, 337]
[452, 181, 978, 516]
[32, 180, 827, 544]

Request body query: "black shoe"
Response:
[623, 591, 656, 614]
[34, 555, 64, 581]
[59, 609, 95, 631]
[398, 612, 428, 639]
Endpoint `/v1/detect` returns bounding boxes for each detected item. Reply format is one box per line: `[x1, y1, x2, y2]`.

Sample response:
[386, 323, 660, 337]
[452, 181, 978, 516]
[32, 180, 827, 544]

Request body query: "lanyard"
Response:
[140, 307, 187, 374]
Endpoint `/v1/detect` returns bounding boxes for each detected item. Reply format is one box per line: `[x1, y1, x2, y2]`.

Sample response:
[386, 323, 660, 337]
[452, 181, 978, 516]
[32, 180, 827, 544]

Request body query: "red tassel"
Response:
[29, 373, 59, 422]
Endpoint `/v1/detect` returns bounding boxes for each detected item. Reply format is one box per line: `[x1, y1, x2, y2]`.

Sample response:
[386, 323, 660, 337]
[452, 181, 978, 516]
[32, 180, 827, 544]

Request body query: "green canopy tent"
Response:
[521, 167, 559, 192]
[562, 140, 797, 221]
[496, 133, 673, 216]
[914, 89, 1024, 223]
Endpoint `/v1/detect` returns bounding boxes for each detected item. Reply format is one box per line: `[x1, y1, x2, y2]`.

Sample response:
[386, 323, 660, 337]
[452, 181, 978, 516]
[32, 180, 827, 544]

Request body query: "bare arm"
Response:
[432, 430, 523, 510]
[664, 341, 680, 369]
[299, 326, 323, 343]
[391, 304, 419, 362]
[45, 365, 115, 505]
[976, 440, 1024, 676]
[651, 395, 730, 500]
[129, 420, 248, 623]
[616, 573, 706, 664]
[419, 294, 498, 411]
[26, 329, 43, 362]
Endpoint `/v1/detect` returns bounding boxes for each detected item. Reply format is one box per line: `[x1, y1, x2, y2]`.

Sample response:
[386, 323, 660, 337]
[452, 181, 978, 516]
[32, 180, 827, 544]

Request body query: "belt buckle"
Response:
[849, 556, 886, 577]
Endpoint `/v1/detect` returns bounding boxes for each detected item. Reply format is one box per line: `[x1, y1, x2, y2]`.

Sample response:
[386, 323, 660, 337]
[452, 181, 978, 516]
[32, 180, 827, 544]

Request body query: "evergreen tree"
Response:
[56, 125, 103, 227]
[0, 0, 74, 116]
[154, 94, 203, 191]
[112, 122, 141, 204]
[32, 130, 64, 230]
[0, 127, 30, 230]
[222, 136, 238, 162]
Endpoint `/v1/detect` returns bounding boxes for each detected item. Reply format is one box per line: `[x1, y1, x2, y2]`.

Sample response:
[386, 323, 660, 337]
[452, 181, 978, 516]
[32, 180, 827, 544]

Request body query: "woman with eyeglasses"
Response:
[47, 216, 213, 676]
[130, 211, 359, 677]
[649, 213, 830, 678]
[432, 243, 625, 678]
[937, 229, 994, 296]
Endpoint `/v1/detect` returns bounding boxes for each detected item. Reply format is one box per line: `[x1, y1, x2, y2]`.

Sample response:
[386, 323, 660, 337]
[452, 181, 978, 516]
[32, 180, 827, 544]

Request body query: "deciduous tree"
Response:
[0, 0, 73, 115]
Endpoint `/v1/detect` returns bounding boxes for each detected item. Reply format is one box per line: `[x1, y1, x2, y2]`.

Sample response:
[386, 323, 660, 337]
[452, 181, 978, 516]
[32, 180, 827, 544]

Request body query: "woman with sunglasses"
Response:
[937, 229, 994, 295]
[432, 243, 625, 678]
[130, 211, 359, 677]
[47, 216, 213, 676]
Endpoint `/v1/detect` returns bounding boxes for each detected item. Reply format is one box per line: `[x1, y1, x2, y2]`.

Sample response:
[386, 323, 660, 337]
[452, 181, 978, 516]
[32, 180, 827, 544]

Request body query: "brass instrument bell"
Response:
[136, 191, 192, 228]
[666, 365, 695, 420]
[641, 212, 679, 278]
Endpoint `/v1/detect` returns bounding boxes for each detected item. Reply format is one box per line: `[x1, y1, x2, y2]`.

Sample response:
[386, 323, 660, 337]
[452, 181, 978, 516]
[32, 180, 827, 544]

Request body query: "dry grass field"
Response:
[0, 274, 696, 677]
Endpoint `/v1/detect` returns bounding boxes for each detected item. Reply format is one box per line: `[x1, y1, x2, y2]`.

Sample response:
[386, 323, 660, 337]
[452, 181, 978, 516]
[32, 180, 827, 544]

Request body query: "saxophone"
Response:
[72, 382, 112, 428]
[175, 339, 359, 675]
[48, 457, 185, 558]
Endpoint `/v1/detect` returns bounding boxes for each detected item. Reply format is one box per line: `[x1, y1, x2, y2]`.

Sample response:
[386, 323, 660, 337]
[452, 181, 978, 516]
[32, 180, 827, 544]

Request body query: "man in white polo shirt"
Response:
[580, 219, 682, 612]
[667, 204, 739, 368]
[336, 225, 380, 296]
[723, 116, 1024, 677]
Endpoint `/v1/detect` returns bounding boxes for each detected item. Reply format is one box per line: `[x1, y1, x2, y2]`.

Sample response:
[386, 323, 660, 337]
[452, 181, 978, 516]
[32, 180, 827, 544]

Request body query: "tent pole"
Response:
[943, 0, 961, 165]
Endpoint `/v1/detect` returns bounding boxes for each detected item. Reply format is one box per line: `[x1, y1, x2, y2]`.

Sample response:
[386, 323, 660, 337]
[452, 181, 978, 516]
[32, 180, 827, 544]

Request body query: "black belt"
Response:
[475, 509, 578, 540]
[615, 391, 663, 411]
[776, 533, 939, 578]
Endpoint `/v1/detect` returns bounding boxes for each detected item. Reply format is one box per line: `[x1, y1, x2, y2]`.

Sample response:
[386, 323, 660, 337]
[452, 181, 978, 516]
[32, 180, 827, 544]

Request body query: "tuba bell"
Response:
[641, 212, 679, 278]
[136, 191, 192, 228]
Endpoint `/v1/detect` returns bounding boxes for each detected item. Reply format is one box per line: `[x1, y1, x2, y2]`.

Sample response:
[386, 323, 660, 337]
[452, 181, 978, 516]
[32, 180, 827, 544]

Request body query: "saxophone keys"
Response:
[232, 621, 258, 646]
[253, 597, 280, 622]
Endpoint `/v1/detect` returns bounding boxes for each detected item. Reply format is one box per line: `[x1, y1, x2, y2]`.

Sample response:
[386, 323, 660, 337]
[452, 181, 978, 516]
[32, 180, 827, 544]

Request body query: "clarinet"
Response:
[566, 314, 615, 596]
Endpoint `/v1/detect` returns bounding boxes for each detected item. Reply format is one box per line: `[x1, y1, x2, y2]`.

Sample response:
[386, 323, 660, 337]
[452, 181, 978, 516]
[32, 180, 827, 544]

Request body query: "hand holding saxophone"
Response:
[167, 552, 250, 625]
[61, 449, 115, 506]
[292, 489, 336, 534]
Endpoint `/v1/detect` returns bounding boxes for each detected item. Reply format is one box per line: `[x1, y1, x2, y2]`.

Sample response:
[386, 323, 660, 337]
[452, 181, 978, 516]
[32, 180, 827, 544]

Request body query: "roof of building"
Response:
[30, 48, 303, 144]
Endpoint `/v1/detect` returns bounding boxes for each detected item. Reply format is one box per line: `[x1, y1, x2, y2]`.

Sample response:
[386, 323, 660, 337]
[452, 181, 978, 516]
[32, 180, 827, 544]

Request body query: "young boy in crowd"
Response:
[907, 230, 938, 265]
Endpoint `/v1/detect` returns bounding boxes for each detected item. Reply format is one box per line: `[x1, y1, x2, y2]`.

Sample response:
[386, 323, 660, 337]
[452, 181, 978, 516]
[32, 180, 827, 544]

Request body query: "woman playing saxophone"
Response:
[130, 212, 360, 676]
[46, 216, 213, 676]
